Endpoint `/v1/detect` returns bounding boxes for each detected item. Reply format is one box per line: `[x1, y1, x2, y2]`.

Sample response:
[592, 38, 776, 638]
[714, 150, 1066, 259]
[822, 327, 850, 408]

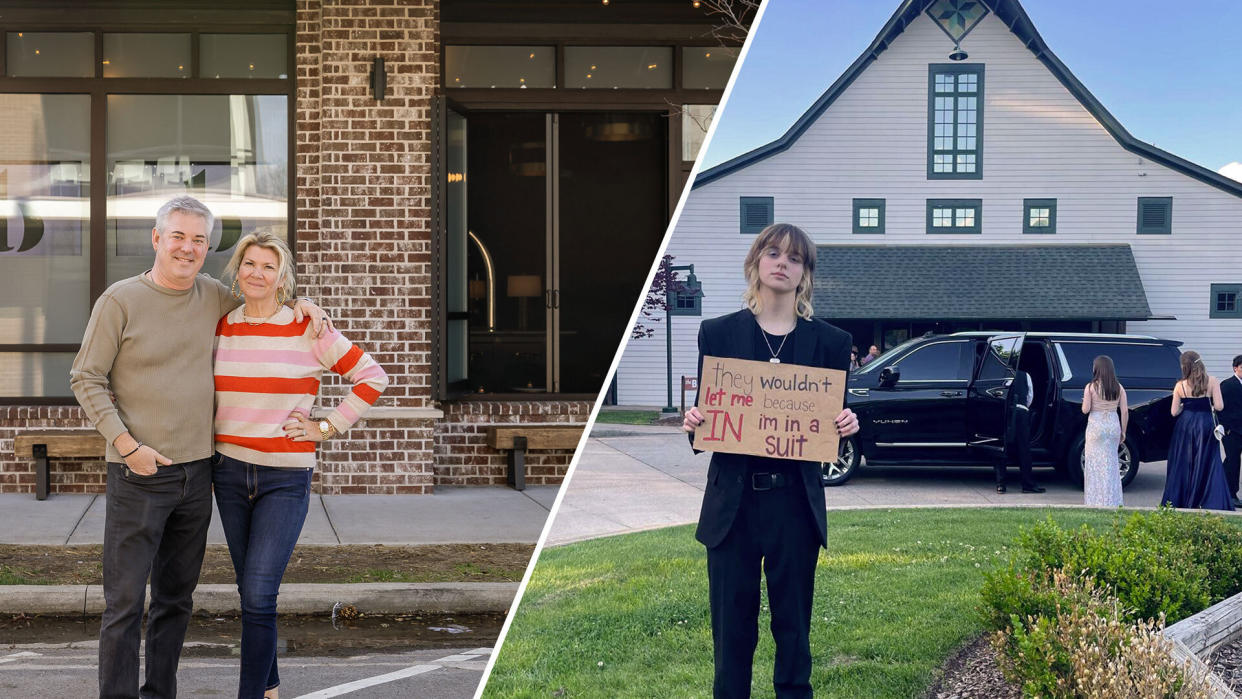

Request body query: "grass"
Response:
[0, 567, 44, 585]
[593, 410, 663, 425]
[483, 507, 1143, 698]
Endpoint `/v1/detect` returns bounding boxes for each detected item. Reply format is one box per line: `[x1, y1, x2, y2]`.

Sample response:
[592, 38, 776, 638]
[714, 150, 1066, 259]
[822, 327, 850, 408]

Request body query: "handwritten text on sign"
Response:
[692, 356, 846, 462]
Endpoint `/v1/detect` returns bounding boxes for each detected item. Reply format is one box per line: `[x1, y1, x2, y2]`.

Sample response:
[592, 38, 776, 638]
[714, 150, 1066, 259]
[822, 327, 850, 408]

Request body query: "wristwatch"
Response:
[319, 420, 336, 440]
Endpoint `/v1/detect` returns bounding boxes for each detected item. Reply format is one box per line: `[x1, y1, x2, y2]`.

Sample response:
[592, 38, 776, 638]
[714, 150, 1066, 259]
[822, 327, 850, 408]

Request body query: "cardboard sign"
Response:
[692, 356, 846, 463]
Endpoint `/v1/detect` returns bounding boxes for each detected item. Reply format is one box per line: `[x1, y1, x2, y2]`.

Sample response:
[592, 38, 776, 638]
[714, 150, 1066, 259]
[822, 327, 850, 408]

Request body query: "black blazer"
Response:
[1220, 374, 1242, 434]
[690, 309, 852, 549]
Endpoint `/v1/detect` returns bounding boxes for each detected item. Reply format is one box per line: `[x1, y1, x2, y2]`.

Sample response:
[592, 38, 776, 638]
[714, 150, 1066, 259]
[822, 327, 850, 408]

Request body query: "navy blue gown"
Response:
[1161, 397, 1234, 510]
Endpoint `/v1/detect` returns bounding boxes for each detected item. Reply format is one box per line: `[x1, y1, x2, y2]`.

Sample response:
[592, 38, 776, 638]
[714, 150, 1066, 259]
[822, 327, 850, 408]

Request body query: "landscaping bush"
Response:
[992, 572, 1211, 698]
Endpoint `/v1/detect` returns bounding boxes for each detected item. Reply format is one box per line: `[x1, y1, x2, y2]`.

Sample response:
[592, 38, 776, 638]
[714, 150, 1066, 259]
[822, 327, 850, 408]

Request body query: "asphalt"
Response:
[546, 425, 1234, 547]
[0, 486, 557, 614]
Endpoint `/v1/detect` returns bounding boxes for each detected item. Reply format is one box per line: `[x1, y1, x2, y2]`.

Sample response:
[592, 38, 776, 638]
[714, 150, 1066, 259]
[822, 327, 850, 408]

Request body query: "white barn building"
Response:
[614, 0, 1242, 407]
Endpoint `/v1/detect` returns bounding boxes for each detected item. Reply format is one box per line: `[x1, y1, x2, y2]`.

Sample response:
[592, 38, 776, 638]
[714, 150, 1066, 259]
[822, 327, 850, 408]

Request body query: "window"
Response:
[894, 341, 972, 382]
[682, 47, 738, 90]
[740, 197, 773, 234]
[926, 199, 981, 234]
[1137, 197, 1172, 235]
[928, 64, 983, 179]
[0, 27, 291, 401]
[1211, 284, 1242, 319]
[444, 46, 556, 88]
[1023, 198, 1056, 234]
[1055, 342, 1183, 383]
[565, 47, 673, 89]
[853, 198, 885, 234]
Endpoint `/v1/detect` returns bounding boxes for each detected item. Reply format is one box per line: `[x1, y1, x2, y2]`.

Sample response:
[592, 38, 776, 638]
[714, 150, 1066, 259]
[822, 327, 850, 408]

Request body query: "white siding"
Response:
[616, 11, 1242, 405]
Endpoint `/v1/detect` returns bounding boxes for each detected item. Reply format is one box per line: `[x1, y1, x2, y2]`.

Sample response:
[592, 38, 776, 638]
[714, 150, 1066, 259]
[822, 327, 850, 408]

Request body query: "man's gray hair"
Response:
[155, 195, 214, 235]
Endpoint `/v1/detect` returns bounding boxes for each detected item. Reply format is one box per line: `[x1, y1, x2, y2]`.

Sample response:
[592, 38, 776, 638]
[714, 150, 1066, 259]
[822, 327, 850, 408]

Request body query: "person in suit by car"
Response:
[995, 368, 1044, 494]
[1219, 354, 1242, 508]
[683, 223, 859, 698]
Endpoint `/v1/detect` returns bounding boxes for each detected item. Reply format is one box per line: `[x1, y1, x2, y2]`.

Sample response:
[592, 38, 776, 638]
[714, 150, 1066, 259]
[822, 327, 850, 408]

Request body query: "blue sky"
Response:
[700, 0, 1242, 179]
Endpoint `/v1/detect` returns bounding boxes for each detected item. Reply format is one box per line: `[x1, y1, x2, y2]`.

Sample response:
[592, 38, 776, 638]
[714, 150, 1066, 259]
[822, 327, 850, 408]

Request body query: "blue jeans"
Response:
[212, 453, 311, 699]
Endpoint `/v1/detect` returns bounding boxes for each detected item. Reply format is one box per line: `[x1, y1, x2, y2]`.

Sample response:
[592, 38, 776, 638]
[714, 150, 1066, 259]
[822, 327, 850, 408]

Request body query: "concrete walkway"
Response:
[0, 486, 558, 546]
[547, 426, 1192, 547]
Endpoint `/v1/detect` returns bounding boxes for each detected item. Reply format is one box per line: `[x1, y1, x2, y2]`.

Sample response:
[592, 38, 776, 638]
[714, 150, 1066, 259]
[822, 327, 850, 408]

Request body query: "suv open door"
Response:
[968, 333, 1025, 460]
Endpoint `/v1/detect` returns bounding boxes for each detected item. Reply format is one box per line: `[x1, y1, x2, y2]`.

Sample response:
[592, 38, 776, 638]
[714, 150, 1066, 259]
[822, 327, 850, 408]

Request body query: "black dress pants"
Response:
[996, 406, 1037, 490]
[1224, 430, 1242, 498]
[706, 469, 821, 698]
[99, 459, 213, 699]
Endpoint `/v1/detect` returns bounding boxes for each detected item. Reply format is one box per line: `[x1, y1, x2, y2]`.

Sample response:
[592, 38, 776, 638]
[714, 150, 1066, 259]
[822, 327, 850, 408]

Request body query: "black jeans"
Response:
[99, 458, 213, 699]
[1224, 430, 1242, 499]
[706, 467, 820, 699]
[997, 406, 1037, 490]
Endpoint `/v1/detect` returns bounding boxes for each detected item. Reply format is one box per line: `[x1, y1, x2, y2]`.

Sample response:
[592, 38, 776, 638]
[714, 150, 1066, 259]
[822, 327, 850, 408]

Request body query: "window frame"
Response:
[668, 286, 702, 316]
[1137, 196, 1172, 235]
[0, 20, 295, 404]
[1023, 198, 1056, 235]
[1210, 284, 1242, 319]
[852, 198, 885, 235]
[926, 198, 982, 235]
[927, 63, 984, 180]
[739, 196, 774, 235]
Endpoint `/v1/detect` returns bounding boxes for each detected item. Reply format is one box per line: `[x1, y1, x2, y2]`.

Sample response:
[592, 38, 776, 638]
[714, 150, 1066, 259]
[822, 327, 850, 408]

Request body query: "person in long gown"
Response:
[1081, 355, 1127, 507]
[1161, 350, 1233, 511]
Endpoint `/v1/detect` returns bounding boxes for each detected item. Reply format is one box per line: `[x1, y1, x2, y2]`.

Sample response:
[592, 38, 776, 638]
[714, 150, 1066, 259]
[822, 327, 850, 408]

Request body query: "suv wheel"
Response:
[1067, 433, 1140, 489]
[822, 436, 859, 487]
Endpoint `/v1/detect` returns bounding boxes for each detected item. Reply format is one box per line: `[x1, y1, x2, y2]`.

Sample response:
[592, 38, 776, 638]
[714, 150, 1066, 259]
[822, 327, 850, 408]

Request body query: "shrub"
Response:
[992, 572, 1211, 699]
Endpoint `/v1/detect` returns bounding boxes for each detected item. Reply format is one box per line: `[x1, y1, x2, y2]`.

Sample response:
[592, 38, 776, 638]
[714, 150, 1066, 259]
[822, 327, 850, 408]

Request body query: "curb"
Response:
[0, 582, 519, 616]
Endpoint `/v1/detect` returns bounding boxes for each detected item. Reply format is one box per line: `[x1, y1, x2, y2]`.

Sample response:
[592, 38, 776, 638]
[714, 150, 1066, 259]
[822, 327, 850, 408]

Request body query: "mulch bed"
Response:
[1208, 633, 1242, 693]
[923, 634, 1021, 699]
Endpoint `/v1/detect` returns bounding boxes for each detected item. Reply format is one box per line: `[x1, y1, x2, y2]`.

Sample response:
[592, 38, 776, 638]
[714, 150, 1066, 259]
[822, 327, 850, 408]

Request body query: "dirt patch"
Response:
[922, 634, 1020, 699]
[0, 544, 534, 585]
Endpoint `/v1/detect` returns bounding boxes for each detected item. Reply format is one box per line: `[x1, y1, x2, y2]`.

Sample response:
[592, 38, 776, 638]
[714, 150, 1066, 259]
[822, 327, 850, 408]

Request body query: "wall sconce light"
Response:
[371, 57, 387, 100]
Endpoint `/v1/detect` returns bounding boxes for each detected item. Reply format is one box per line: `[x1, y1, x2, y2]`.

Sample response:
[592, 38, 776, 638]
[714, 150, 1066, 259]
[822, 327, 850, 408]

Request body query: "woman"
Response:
[683, 223, 859, 698]
[1161, 350, 1232, 511]
[1081, 355, 1127, 507]
[213, 231, 388, 698]
[849, 345, 861, 371]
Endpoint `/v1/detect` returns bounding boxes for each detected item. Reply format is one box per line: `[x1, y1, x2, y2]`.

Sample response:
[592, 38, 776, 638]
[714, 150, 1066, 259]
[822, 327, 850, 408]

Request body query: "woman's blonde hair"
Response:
[224, 228, 296, 303]
[741, 223, 816, 319]
[1180, 349, 1209, 397]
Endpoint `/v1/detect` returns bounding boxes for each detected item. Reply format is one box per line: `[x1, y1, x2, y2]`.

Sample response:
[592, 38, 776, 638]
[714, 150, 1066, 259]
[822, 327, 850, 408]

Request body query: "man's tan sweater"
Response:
[71, 273, 236, 463]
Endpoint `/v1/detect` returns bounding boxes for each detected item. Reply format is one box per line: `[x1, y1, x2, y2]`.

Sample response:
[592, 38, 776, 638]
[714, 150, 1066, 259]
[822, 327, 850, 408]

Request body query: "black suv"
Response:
[824, 332, 1183, 487]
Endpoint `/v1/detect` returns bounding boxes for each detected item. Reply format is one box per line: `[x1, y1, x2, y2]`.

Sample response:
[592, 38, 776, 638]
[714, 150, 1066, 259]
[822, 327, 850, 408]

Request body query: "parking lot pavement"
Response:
[547, 431, 1179, 547]
[0, 646, 491, 698]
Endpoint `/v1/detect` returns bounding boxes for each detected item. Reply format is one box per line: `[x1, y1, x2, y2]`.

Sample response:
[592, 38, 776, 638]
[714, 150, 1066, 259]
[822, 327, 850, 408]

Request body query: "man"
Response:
[859, 344, 881, 366]
[995, 368, 1045, 494]
[1219, 355, 1242, 508]
[71, 196, 326, 699]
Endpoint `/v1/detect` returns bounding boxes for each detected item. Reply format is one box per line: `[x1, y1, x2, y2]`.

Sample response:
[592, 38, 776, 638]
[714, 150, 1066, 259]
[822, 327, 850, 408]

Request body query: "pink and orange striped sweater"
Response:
[213, 306, 389, 469]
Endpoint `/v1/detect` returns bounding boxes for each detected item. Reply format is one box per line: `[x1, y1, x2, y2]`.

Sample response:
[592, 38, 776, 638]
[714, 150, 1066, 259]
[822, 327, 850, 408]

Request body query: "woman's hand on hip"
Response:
[683, 406, 704, 433]
[283, 411, 324, 442]
[835, 408, 859, 437]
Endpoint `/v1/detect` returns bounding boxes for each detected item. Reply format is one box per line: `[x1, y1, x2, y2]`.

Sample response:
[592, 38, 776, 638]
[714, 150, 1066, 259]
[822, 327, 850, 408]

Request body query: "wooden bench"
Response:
[485, 426, 584, 491]
[13, 430, 105, 500]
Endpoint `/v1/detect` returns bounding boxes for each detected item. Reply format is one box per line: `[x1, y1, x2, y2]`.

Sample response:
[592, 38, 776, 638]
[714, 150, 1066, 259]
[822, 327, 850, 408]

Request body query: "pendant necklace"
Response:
[242, 305, 280, 326]
[761, 327, 792, 363]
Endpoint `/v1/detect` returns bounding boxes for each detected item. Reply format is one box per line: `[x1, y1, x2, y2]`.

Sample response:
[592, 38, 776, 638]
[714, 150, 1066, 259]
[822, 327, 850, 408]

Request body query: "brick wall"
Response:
[0, 407, 98, 493]
[434, 401, 591, 486]
[295, 0, 440, 494]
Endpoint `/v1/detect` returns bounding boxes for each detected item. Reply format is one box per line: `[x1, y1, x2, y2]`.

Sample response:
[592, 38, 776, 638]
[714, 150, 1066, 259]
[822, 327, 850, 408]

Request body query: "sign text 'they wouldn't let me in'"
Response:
[692, 356, 846, 463]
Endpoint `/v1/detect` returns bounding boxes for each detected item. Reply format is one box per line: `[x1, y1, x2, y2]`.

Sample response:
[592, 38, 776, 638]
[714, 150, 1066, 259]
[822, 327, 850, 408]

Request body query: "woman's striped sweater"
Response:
[213, 306, 389, 469]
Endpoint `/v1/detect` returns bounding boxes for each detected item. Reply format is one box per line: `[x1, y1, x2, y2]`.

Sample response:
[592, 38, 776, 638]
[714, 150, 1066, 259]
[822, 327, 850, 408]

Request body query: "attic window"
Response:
[928, 64, 983, 179]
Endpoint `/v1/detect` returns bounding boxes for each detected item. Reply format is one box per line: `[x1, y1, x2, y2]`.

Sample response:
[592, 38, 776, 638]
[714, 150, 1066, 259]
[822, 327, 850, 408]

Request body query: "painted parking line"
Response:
[292, 649, 492, 699]
[0, 652, 41, 665]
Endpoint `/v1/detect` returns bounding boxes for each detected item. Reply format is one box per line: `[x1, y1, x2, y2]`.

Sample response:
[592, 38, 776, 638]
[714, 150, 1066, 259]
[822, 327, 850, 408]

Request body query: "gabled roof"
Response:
[811, 244, 1154, 320]
[695, 0, 1242, 198]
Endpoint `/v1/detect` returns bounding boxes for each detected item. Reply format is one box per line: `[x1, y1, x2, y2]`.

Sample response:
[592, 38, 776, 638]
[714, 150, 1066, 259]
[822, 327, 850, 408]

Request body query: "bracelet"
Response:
[120, 442, 144, 459]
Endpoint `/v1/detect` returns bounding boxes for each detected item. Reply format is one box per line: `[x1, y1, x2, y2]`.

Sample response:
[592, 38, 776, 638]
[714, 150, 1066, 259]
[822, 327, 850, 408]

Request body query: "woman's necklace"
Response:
[242, 304, 280, 325]
[761, 326, 793, 363]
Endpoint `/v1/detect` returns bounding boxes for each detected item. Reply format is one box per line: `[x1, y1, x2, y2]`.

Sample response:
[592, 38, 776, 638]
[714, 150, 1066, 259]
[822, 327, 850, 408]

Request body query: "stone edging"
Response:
[1164, 591, 1242, 698]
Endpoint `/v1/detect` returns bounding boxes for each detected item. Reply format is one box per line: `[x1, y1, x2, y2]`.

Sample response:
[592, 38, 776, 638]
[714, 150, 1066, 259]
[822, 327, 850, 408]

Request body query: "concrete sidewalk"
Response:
[0, 486, 558, 546]
[547, 427, 1200, 547]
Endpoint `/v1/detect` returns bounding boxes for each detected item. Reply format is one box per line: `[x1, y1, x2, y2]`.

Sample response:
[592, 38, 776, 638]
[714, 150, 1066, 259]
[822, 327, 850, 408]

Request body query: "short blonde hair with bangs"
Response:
[224, 228, 297, 303]
[741, 223, 817, 319]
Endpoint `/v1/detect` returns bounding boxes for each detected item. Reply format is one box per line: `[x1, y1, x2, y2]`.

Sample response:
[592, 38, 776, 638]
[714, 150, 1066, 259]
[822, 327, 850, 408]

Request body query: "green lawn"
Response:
[483, 508, 1137, 698]
[592, 410, 663, 425]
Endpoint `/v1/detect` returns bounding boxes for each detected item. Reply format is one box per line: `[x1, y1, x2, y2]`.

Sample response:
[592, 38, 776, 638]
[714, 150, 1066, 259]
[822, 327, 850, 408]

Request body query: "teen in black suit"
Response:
[994, 369, 1044, 493]
[684, 223, 858, 698]
[1219, 354, 1242, 505]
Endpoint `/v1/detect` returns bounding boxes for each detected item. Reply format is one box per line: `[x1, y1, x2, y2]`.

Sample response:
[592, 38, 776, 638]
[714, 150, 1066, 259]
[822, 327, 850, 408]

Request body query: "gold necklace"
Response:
[242, 304, 281, 325]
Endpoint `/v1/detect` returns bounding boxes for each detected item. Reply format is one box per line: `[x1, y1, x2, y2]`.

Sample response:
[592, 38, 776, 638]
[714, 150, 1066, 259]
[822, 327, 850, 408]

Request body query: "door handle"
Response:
[986, 387, 1006, 399]
[544, 290, 553, 308]
[940, 391, 962, 397]
[552, 289, 560, 308]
